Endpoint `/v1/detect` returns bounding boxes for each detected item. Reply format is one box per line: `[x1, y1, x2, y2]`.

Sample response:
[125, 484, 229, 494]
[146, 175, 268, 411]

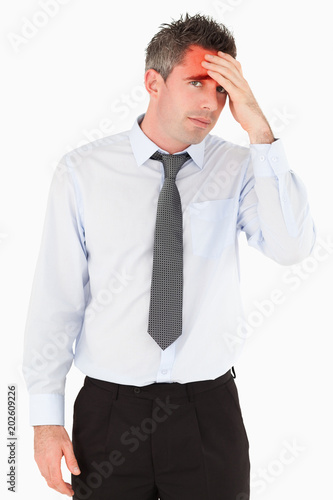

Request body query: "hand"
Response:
[201, 52, 274, 143]
[34, 425, 81, 497]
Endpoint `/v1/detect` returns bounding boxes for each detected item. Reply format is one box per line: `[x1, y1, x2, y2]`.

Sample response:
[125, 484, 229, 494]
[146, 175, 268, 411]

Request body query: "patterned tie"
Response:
[148, 151, 190, 350]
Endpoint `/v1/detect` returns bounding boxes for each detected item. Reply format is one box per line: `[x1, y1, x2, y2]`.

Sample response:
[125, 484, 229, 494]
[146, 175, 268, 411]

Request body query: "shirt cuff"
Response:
[29, 394, 64, 426]
[250, 139, 291, 177]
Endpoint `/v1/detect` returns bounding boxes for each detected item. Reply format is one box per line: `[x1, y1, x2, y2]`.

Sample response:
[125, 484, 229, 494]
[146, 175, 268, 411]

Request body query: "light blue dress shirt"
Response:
[23, 114, 316, 425]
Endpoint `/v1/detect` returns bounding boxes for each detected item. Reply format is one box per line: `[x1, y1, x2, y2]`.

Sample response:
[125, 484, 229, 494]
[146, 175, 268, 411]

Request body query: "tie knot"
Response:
[150, 151, 190, 179]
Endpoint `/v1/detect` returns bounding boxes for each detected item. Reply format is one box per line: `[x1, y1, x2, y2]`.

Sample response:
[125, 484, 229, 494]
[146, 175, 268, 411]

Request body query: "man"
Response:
[23, 13, 315, 500]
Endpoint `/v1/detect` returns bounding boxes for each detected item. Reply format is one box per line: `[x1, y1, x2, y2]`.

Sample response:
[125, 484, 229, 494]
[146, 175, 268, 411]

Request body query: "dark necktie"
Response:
[148, 151, 190, 350]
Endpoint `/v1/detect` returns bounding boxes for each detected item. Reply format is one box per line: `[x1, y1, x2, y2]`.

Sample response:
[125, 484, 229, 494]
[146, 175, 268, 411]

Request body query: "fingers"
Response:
[217, 51, 243, 75]
[203, 69, 236, 95]
[36, 447, 74, 496]
[210, 51, 243, 75]
[44, 466, 74, 497]
[201, 52, 245, 88]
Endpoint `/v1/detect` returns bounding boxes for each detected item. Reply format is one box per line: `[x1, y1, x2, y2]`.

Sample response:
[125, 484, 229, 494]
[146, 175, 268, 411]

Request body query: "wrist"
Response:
[33, 424, 63, 432]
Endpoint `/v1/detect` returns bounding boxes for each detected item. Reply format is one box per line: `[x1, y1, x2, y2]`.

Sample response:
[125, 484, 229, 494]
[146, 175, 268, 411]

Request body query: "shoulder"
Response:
[59, 130, 132, 171]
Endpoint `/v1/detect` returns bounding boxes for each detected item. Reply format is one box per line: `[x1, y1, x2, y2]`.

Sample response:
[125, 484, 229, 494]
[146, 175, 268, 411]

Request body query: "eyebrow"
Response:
[184, 74, 213, 81]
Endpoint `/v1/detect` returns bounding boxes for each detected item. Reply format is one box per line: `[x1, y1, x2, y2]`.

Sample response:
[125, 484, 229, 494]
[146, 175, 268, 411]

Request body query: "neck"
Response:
[140, 110, 190, 154]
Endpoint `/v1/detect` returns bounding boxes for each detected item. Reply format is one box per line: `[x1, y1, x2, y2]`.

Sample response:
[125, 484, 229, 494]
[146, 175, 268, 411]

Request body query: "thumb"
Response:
[63, 441, 81, 475]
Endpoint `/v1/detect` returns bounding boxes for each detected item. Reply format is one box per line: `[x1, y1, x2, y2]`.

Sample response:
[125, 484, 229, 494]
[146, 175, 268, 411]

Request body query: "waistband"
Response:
[84, 367, 235, 402]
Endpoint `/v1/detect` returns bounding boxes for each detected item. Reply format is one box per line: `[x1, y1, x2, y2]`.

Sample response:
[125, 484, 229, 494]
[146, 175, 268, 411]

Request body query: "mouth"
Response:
[188, 117, 212, 129]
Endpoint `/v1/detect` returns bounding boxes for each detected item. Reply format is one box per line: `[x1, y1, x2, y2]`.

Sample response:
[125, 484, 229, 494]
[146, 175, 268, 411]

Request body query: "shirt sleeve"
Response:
[237, 139, 316, 264]
[22, 159, 89, 426]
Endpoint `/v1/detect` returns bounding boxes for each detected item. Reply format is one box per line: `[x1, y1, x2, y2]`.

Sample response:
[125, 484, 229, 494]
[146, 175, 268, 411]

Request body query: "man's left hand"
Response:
[202, 52, 274, 144]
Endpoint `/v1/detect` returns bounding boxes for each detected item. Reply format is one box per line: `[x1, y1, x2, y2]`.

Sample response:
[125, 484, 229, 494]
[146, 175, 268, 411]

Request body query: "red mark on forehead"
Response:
[181, 45, 218, 78]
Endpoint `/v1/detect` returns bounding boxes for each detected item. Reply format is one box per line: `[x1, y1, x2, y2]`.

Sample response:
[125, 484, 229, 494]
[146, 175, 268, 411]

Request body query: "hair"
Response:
[145, 13, 237, 81]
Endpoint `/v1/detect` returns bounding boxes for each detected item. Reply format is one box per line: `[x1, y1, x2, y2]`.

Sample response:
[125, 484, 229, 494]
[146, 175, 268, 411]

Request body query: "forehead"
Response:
[179, 45, 218, 74]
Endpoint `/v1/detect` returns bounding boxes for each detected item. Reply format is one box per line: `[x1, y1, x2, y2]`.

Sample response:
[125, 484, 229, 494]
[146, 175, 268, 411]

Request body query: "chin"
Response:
[185, 130, 209, 145]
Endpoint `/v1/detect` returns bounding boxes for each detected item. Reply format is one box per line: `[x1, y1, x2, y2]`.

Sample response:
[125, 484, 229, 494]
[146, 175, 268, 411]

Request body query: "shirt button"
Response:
[259, 155, 265, 162]
[133, 387, 141, 394]
[271, 156, 278, 162]
[161, 369, 168, 375]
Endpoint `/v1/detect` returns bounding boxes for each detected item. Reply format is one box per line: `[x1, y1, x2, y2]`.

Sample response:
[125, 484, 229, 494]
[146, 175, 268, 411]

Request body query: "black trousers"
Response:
[72, 370, 250, 500]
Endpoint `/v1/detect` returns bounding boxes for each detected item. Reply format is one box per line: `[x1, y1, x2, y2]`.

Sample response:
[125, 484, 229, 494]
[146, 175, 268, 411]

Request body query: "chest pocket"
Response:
[189, 198, 236, 259]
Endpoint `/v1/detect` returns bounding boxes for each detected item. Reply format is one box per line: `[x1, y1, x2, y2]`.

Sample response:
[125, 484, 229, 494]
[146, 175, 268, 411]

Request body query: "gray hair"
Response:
[145, 13, 237, 81]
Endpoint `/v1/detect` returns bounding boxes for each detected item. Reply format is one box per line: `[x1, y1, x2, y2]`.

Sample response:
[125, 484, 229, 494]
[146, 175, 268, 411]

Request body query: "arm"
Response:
[202, 52, 316, 263]
[23, 159, 88, 493]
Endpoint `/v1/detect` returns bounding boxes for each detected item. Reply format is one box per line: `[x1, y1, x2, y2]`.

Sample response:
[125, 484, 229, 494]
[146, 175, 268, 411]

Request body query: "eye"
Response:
[190, 81, 203, 87]
[217, 86, 226, 94]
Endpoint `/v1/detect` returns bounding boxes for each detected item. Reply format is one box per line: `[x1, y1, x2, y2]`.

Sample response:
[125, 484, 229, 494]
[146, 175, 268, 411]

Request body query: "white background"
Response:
[1, 0, 332, 499]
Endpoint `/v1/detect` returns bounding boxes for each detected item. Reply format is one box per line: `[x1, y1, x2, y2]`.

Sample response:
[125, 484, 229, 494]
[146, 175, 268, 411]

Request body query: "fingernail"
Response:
[73, 467, 80, 474]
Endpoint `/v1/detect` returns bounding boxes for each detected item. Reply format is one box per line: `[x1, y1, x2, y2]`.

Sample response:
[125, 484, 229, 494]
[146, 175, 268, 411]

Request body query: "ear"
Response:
[144, 69, 163, 98]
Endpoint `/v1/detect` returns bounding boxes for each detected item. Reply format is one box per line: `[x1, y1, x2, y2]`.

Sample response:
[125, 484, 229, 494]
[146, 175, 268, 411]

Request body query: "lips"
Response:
[188, 117, 212, 128]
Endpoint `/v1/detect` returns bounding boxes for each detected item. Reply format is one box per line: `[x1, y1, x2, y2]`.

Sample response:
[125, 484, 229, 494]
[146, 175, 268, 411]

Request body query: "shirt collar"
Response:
[129, 114, 205, 169]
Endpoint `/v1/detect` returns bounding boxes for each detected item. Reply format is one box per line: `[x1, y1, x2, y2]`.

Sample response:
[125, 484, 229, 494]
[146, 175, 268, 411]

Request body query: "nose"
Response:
[200, 85, 219, 112]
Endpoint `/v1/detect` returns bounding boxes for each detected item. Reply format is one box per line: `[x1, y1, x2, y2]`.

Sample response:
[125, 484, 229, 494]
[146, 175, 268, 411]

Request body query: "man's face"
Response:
[153, 45, 228, 152]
